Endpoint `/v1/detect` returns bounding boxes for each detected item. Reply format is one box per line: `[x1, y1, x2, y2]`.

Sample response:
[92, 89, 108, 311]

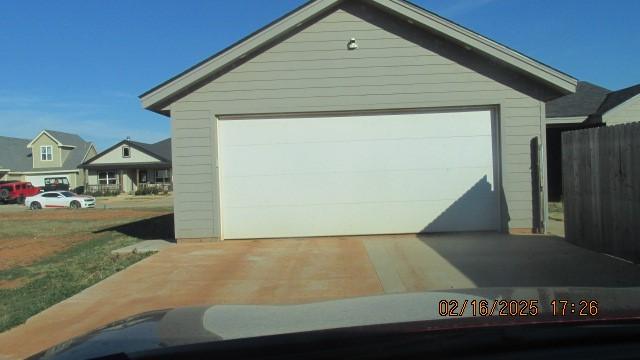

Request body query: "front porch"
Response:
[85, 167, 172, 195]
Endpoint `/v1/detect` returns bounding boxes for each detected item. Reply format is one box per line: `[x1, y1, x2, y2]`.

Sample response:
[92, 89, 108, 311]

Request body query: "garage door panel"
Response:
[223, 196, 499, 239]
[223, 137, 493, 177]
[224, 170, 493, 208]
[221, 112, 492, 146]
[220, 109, 499, 239]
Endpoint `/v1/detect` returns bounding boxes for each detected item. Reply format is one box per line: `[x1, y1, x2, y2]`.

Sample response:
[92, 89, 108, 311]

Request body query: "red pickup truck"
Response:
[0, 181, 41, 204]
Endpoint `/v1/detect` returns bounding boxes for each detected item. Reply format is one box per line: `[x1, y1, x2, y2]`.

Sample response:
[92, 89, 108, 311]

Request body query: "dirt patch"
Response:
[0, 278, 28, 289]
[0, 209, 172, 270]
[0, 234, 93, 270]
[0, 209, 168, 222]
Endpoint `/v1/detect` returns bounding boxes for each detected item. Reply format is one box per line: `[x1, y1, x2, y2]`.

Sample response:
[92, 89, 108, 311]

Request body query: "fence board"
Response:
[562, 122, 640, 263]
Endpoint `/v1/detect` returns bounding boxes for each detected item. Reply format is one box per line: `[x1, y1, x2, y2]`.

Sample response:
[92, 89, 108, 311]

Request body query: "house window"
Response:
[40, 146, 52, 161]
[139, 170, 148, 184]
[155, 169, 170, 183]
[98, 171, 117, 185]
[122, 146, 130, 158]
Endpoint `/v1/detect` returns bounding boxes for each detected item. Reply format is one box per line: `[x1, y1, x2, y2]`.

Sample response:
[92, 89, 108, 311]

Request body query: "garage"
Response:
[141, 0, 578, 241]
[219, 109, 500, 239]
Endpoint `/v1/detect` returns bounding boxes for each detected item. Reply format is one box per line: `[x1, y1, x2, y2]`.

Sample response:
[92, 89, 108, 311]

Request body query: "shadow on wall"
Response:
[421, 176, 503, 233]
[95, 214, 175, 241]
[530, 137, 542, 233]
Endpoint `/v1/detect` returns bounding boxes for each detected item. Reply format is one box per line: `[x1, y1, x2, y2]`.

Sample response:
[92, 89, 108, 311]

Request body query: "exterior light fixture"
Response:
[347, 38, 358, 50]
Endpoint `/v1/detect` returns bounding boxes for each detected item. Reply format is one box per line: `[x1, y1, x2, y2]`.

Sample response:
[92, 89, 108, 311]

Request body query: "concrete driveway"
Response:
[2, 233, 640, 359]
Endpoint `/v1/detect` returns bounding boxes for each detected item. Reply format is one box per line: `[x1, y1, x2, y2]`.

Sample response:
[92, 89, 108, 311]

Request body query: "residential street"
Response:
[2, 232, 640, 359]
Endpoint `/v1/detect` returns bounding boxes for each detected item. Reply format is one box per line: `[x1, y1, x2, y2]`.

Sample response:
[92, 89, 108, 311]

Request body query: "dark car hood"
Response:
[30, 287, 640, 359]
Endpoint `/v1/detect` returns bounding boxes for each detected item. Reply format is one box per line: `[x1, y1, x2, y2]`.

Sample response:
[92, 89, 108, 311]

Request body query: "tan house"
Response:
[80, 138, 172, 193]
[0, 130, 96, 190]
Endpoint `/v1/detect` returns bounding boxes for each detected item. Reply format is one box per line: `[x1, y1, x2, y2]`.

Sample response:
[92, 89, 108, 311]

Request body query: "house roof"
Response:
[0, 136, 32, 172]
[130, 138, 172, 162]
[81, 138, 172, 167]
[546, 81, 610, 118]
[594, 83, 640, 116]
[0, 131, 93, 172]
[46, 129, 87, 147]
[140, 0, 577, 114]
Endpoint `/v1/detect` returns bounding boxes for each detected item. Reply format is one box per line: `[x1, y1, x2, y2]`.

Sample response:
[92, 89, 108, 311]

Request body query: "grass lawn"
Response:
[0, 207, 173, 333]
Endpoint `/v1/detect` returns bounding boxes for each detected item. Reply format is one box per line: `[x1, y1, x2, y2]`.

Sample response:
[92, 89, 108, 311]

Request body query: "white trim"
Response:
[546, 116, 588, 125]
[27, 130, 76, 149]
[9, 169, 80, 175]
[40, 145, 53, 161]
[97, 170, 118, 185]
[540, 101, 549, 234]
[215, 114, 224, 241]
[80, 143, 97, 163]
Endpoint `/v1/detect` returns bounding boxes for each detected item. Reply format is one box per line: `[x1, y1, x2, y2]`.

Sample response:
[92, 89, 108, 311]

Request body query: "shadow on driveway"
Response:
[363, 232, 640, 293]
[418, 232, 640, 287]
[95, 213, 175, 241]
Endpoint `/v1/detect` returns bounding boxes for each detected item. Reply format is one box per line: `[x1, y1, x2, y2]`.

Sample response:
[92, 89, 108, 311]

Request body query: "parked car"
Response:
[42, 177, 71, 192]
[0, 181, 41, 204]
[25, 191, 96, 210]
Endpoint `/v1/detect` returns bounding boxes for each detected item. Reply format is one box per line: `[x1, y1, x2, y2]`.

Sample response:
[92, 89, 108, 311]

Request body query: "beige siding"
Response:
[87, 170, 98, 186]
[171, 4, 547, 238]
[603, 95, 640, 126]
[31, 133, 61, 168]
[84, 146, 98, 162]
[91, 144, 162, 164]
[170, 108, 220, 240]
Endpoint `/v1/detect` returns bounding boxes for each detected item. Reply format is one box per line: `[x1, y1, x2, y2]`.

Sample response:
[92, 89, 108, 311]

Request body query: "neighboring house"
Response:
[0, 130, 96, 190]
[546, 82, 640, 201]
[140, 0, 579, 241]
[80, 138, 172, 193]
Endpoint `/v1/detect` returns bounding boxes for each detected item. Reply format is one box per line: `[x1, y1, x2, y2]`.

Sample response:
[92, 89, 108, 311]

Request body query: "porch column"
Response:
[135, 169, 139, 192]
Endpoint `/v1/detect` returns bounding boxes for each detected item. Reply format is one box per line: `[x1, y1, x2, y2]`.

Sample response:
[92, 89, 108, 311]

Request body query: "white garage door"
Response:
[219, 109, 500, 239]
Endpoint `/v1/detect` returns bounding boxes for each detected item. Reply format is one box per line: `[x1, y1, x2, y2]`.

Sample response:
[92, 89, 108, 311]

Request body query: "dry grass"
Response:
[0, 207, 173, 332]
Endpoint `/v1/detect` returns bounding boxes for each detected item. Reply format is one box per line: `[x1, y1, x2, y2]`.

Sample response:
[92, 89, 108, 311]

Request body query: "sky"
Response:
[1, 0, 638, 150]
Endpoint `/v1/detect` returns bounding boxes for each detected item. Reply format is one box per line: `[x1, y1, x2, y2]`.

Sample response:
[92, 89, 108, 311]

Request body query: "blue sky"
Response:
[1, 0, 638, 150]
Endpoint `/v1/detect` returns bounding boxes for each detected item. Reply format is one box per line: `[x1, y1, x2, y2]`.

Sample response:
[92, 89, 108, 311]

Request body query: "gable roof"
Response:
[0, 136, 32, 172]
[2, 131, 94, 172]
[0, 131, 93, 172]
[140, 0, 577, 114]
[59, 141, 94, 171]
[82, 138, 172, 167]
[546, 81, 610, 118]
[594, 84, 640, 116]
[131, 138, 172, 161]
[27, 129, 84, 148]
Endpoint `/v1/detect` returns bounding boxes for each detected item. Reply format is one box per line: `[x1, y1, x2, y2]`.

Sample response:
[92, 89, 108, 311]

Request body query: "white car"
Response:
[25, 191, 96, 210]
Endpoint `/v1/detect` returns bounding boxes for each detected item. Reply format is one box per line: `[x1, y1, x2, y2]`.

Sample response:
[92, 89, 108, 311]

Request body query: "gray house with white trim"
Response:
[141, 0, 579, 241]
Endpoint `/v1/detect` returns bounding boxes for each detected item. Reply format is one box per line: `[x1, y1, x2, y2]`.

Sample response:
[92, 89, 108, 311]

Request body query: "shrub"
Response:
[86, 189, 120, 197]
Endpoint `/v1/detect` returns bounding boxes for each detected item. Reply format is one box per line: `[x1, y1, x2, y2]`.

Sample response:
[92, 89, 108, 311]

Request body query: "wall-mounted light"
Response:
[347, 38, 358, 50]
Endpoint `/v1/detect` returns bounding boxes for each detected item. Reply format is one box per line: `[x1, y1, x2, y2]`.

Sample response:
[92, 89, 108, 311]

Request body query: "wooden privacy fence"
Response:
[562, 122, 640, 263]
